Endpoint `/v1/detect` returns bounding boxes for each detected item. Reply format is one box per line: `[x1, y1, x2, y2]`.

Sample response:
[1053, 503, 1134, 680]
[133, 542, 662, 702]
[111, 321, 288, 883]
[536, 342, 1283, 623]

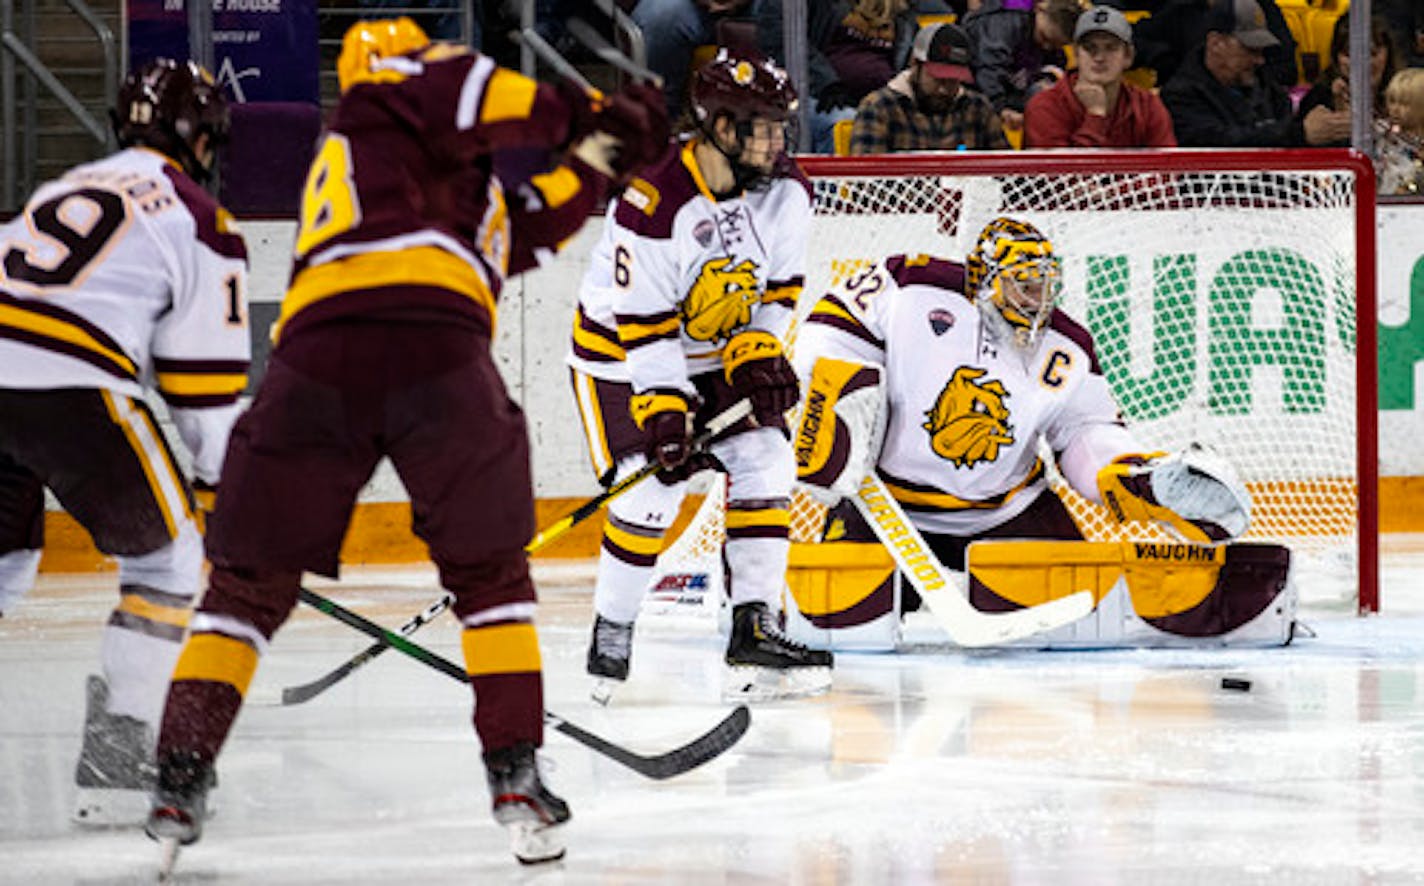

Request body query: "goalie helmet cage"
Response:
[650, 149, 1379, 616]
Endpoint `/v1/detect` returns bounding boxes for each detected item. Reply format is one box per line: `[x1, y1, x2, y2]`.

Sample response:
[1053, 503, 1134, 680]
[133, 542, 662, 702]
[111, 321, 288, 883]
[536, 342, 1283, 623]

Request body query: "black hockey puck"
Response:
[1221, 677, 1252, 691]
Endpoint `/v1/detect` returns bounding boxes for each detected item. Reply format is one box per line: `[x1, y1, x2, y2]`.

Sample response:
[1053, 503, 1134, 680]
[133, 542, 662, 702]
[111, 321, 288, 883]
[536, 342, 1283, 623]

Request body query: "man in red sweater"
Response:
[1025, 5, 1177, 147]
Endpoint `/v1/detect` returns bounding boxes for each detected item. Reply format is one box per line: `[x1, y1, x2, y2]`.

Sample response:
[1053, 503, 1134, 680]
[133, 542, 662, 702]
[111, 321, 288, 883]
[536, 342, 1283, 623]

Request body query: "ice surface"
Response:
[2, 539, 1424, 884]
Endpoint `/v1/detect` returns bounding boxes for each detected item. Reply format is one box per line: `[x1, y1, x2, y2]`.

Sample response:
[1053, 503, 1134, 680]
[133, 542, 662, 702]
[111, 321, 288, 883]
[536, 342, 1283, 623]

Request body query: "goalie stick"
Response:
[297, 588, 751, 780]
[853, 474, 1095, 647]
[273, 399, 754, 706]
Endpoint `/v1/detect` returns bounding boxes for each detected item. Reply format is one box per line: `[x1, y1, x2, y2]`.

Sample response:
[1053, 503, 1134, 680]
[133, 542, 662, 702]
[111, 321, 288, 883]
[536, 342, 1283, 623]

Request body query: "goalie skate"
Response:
[485, 742, 570, 865]
[73, 674, 156, 826]
[723, 602, 833, 702]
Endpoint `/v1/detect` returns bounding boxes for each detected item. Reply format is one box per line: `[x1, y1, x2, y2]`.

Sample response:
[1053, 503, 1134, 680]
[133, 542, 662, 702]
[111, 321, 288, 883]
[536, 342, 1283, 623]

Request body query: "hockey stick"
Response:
[565, 17, 664, 87]
[510, 27, 602, 95]
[296, 587, 751, 780]
[276, 399, 753, 706]
[853, 474, 1095, 647]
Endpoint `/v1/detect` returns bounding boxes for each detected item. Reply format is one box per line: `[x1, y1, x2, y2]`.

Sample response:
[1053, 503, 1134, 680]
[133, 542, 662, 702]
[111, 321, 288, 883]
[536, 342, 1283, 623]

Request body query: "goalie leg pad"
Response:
[967, 540, 1295, 648]
[793, 358, 886, 502]
[782, 542, 901, 651]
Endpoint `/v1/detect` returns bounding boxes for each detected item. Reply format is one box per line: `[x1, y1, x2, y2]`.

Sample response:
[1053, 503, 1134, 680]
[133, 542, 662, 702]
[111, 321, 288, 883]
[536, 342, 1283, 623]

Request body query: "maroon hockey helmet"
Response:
[690, 49, 798, 127]
[112, 58, 230, 181]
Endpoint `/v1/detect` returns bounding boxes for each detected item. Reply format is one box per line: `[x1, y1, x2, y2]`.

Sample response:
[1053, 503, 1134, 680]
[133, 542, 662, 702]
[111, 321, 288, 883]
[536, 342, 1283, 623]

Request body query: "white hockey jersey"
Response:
[793, 254, 1140, 536]
[567, 139, 812, 396]
[0, 148, 250, 482]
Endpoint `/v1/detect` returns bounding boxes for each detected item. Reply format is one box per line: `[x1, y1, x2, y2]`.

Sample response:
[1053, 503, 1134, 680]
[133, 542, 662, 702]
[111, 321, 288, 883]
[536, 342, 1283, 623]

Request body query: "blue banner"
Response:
[127, 0, 319, 104]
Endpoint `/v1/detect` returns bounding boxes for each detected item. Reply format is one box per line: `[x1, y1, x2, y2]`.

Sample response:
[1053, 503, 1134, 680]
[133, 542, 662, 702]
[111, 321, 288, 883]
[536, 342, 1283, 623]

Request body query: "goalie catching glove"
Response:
[725, 330, 799, 428]
[1098, 445, 1251, 545]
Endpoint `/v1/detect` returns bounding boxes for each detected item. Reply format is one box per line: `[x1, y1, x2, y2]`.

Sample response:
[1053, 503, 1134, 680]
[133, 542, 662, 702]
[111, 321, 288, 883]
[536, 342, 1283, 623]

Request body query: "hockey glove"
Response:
[568, 82, 670, 184]
[631, 389, 695, 483]
[1097, 446, 1251, 545]
[725, 330, 799, 427]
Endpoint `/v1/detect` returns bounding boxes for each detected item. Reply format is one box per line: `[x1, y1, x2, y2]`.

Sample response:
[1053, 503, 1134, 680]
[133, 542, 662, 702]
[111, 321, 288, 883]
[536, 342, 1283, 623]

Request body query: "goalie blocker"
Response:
[783, 356, 1294, 650]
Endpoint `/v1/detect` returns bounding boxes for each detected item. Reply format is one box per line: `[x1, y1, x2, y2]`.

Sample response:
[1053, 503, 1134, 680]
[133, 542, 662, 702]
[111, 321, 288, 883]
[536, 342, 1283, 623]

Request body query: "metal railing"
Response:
[1, 0, 117, 211]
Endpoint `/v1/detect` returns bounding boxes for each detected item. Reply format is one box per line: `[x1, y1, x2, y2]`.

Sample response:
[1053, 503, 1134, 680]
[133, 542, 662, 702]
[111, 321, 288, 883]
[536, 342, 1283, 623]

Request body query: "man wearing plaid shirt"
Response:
[850, 21, 1009, 154]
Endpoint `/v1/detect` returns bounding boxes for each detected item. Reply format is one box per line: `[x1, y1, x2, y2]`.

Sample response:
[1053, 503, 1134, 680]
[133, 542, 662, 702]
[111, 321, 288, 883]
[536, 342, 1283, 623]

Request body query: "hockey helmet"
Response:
[338, 17, 431, 94]
[690, 49, 798, 190]
[691, 49, 798, 127]
[966, 216, 1063, 349]
[112, 58, 229, 182]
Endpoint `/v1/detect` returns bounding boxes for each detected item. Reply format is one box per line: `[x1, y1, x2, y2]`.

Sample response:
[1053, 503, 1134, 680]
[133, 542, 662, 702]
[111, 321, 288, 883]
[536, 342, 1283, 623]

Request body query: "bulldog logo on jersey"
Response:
[923, 367, 1014, 467]
[681, 256, 761, 342]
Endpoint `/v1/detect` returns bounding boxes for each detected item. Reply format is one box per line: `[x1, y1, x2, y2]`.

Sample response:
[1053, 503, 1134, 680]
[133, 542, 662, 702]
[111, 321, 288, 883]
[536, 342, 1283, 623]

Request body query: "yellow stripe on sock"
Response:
[461, 622, 541, 677]
[117, 592, 191, 629]
[170, 633, 259, 695]
[604, 521, 666, 557]
[725, 507, 790, 531]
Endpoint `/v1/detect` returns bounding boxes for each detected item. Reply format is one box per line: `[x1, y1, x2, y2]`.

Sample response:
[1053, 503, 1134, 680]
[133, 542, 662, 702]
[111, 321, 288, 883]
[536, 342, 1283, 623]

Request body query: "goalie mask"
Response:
[337, 16, 431, 94]
[691, 49, 799, 193]
[965, 217, 1063, 351]
[112, 58, 229, 183]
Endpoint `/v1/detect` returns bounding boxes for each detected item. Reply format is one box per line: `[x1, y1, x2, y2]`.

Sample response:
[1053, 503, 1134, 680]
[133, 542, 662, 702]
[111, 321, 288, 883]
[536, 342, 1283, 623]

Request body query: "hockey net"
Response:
[646, 151, 1378, 617]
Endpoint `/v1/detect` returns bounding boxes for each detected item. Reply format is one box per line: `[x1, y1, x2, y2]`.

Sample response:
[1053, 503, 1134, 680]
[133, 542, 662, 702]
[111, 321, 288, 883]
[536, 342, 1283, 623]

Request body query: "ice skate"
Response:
[485, 742, 571, 864]
[73, 674, 157, 826]
[723, 602, 834, 702]
[586, 614, 633, 706]
[145, 747, 215, 881]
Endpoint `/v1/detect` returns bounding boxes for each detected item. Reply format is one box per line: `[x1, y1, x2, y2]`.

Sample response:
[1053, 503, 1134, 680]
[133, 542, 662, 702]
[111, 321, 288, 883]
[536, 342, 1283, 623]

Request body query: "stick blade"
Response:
[918, 586, 1096, 649]
[547, 704, 751, 780]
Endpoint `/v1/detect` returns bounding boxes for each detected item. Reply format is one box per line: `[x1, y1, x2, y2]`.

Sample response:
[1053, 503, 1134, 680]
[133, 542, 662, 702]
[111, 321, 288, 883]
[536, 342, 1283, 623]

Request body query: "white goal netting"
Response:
[647, 151, 1378, 616]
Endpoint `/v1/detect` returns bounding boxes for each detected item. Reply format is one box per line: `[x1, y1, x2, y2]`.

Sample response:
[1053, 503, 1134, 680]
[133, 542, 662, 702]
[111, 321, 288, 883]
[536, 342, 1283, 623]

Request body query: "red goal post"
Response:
[655, 150, 1379, 616]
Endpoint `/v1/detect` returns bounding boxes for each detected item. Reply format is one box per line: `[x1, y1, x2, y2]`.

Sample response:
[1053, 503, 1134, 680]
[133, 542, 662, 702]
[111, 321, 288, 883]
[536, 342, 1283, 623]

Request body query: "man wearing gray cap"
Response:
[1159, 0, 1304, 147]
[1025, 6, 1177, 147]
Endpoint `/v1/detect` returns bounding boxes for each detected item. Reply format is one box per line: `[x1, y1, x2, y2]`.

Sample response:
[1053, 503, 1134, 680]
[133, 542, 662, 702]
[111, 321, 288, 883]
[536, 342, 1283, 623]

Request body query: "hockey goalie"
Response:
[783, 216, 1296, 650]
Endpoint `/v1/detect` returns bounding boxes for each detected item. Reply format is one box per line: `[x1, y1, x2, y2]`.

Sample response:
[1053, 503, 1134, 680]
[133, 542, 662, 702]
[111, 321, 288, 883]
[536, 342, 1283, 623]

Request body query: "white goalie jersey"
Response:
[567, 140, 811, 394]
[792, 254, 1141, 537]
[0, 147, 251, 482]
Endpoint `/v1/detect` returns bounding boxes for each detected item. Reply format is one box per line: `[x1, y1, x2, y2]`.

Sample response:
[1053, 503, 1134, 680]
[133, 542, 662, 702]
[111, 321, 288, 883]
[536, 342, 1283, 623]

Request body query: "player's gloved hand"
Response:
[631, 389, 696, 483]
[589, 82, 670, 181]
[725, 330, 799, 426]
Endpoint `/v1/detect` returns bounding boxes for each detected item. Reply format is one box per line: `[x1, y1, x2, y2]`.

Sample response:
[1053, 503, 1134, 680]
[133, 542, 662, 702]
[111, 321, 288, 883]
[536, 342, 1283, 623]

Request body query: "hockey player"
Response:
[145, 18, 668, 866]
[567, 49, 833, 704]
[0, 58, 248, 824]
[791, 216, 1251, 578]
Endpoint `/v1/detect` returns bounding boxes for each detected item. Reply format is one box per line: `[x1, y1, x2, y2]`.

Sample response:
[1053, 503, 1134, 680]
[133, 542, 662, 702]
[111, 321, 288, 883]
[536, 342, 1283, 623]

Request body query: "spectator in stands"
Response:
[633, 0, 759, 118]
[1295, 15, 1401, 148]
[961, 0, 1082, 129]
[1133, 0, 1297, 90]
[1376, 0, 1424, 68]
[1025, 5, 1176, 147]
[1159, 0, 1303, 147]
[755, 0, 921, 153]
[1377, 68, 1424, 195]
[849, 20, 1009, 153]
